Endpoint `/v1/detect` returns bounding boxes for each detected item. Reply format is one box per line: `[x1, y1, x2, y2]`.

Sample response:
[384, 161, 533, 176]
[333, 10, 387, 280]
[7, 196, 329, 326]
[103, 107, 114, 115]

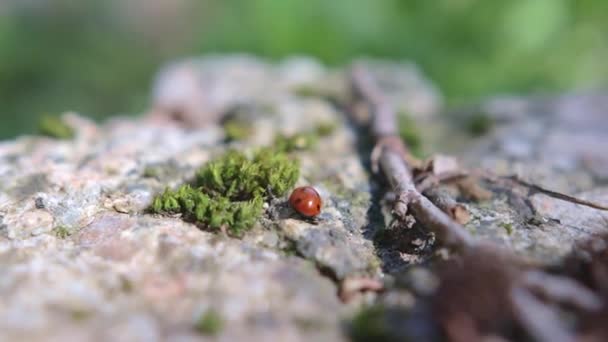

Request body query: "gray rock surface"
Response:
[456, 93, 608, 263]
[1, 55, 607, 341]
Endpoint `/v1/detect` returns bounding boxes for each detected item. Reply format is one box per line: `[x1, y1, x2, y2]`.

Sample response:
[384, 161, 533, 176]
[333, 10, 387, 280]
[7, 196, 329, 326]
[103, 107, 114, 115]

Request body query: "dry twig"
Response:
[510, 286, 575, 342]
[522, 270, 602, 312]
[350, 65, 608, 341]
[423, 187, 471, 225]
[350, 65, 473, 251]
[422, 167, 608, 212]
[501, 175, 608, 211]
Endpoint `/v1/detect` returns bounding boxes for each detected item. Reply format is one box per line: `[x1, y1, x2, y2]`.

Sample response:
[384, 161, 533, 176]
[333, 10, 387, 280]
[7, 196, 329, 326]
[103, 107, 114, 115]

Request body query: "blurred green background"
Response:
[1, 0, 607, 139]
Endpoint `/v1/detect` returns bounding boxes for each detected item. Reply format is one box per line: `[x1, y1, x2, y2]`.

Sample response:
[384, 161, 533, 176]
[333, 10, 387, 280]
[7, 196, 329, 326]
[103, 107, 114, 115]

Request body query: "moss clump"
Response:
[273, 122, 336, 153]
[315, 121, 337, 137]
[500, 222, 514, 235]
[223, 118, 337, 144]
[196, 149, 299, 199]
[274, 132, 318, 153]
[142, 166, 161, 179]
[53, 226, 72, 239]
[223, 119, 252, 141]
[350, 305, 435, 341]
[38, 115, 75, 139]
[141, 161, 181, 182]
[70, 308, 91, 321]
[350, 305, 391, 342]
[467, 112, 493, 136]
[151, 149, 299, 234]
[292, 84, 322, 98]
[195, 309, 224, 336]
[152, 185, 263, 233]
[398, 113, 423, 158]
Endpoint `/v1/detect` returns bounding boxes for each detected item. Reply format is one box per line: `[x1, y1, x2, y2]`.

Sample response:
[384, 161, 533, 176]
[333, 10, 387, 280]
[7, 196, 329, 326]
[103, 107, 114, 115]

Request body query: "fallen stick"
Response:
[522, 270, 603, 312]
[510, 286, 575, 342]
[422, 168, 608, 212]
[423, 187, 470, 225]
[454, 170, 608, 212]
[350, 65, 473, 251]
[349, 68, 608, 338]
[502, 174, 608, 211]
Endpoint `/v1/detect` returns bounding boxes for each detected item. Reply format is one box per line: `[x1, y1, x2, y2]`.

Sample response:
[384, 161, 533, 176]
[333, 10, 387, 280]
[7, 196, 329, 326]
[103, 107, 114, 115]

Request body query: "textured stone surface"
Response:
[1, 56, 435, 341]
[452, 93, 608, 263]
[1, 56, 607, 341]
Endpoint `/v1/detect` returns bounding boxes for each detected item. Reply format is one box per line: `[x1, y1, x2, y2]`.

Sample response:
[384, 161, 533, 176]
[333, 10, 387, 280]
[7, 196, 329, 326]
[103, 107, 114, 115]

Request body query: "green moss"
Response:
[142, 166, 161, 179]
[398, 113, 423, 158]
[291, 82, 346, 103]
[120, 276, 133, 293]
[294, 317, 324, 331]
[70, 308, 91, 321]
[223, 119, 252, 141]
[151, 184, 264, 234]
[500, 222, 513, 235]
[141, 162, 181, 182]
[196, 148, 299, 199]
[38, 115, 75, 139]
[292, 85, 318, 97]
[53, 226, 72, 239]
[273, 132, 318, 153]
[315, 122, 337, 137]
[151, 149, 299, 235]
[467, 112, 493, 136]
[350, 305, 391, 342]
[272, 122, 337, 153]
[195, 309, 224, 336]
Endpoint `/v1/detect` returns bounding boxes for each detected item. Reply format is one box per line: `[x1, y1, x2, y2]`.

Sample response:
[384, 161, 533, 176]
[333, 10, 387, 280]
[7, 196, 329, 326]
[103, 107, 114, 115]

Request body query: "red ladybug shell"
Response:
[289, 186, 322, 217]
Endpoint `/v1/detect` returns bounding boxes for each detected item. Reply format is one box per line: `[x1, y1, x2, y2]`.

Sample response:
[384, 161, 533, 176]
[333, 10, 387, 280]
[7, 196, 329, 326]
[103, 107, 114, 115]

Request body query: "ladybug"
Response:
[289, 186, 322, 218]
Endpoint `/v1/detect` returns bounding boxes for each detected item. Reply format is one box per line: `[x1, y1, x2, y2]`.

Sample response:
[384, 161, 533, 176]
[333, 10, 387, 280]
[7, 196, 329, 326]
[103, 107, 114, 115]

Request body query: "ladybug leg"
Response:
[288, 209, 320, 225]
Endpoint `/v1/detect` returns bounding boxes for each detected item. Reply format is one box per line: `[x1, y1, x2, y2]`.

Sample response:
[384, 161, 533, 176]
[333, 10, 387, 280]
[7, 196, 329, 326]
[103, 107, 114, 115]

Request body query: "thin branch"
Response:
[415, 171, 468, 193]
[430, 168, 608, 212]
[474, 170, 608, 211]
[522, 270, 603, 312]
[504, 175, 608, 211]
[510, 286, 576, 342]
[351, 65, 473, 251]
[423, 187, 470, 225]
